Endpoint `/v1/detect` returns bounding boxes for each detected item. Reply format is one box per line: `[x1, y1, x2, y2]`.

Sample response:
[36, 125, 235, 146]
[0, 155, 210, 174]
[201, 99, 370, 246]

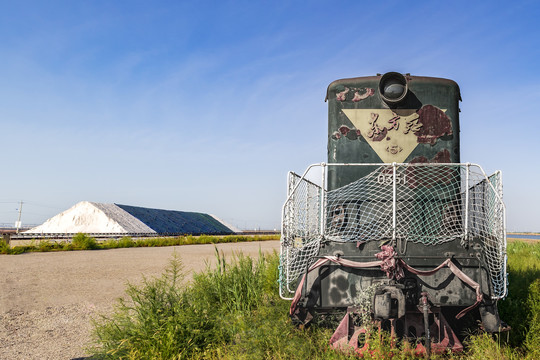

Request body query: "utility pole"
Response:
[15, 201, 23, 234]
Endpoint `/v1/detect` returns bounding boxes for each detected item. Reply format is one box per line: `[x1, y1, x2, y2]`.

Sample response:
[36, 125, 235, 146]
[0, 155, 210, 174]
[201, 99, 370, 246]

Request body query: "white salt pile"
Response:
[25, 201, 156, 234]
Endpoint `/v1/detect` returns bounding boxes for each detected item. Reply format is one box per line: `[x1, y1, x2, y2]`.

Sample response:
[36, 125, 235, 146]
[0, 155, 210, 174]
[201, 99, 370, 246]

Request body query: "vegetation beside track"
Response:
[0, 233, 279, 255]
[89, 241, 540, 359]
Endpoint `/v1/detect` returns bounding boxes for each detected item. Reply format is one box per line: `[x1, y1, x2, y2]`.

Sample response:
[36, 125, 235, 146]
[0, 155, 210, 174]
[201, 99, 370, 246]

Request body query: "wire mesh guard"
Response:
[279, 163, 506, 300]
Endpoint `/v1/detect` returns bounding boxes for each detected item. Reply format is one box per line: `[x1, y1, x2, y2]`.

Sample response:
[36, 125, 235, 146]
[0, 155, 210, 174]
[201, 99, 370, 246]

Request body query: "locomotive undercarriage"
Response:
[291, 241, 507, 353]
[280, 163, 508, 354]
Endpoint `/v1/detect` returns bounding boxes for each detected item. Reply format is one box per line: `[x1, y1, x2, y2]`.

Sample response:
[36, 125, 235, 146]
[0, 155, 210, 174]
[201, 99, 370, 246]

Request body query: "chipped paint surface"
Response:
[352, 88, 374, 102]
[339, 125, 350, 135]
[410, 149, 451, 164]
[332, 125, 362, 140]
[416, 105, 452, 145]
[336, 87, 349, 101]
[335, 87, 374, 102]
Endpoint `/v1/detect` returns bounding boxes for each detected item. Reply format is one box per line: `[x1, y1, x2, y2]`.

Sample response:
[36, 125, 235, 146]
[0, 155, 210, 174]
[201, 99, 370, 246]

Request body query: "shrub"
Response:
[0, 240, 26, 254]
[72, 233, 99, 250]
[2, 234, 280, 255]
[0, 239, 10, 254]
[38, 240, 54, 252]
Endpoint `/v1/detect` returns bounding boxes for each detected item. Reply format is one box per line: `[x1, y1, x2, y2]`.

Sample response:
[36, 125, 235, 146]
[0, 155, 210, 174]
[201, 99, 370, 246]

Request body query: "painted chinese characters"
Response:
[339, 105, 452, 163]
[366, 111, 421, 143]
[367, 113, 387, 141]
[403, 115, 422, 134]
[387, 112, 400, 131]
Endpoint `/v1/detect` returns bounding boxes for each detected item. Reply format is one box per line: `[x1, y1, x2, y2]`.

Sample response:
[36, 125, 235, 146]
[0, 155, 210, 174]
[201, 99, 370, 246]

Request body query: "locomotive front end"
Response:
[280, 72, 508, 354]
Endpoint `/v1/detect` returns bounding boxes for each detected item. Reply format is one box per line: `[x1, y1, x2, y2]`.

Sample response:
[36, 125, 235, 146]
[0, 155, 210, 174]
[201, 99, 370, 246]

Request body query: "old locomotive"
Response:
[279, 72, 507, 354]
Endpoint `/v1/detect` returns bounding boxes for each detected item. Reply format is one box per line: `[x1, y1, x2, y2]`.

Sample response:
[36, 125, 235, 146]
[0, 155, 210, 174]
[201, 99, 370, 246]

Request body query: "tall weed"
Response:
[91, 253, 186, 359]
[464, 332, 521, 360]
[190, 248, 267, 313]
[90, 250, 278, 359]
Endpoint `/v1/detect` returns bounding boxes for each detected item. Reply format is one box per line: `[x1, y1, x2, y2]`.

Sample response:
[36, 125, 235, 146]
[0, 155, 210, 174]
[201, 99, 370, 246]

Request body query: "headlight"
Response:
[379, 72, 408, 104]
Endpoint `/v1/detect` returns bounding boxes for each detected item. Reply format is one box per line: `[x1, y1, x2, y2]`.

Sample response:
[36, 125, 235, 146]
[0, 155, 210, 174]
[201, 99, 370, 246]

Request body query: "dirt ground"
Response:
[0, 241, 280, 360]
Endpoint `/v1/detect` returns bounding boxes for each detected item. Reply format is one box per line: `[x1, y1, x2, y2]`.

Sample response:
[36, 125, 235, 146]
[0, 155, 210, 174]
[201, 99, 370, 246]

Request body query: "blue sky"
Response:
[0, 0, 538, 231]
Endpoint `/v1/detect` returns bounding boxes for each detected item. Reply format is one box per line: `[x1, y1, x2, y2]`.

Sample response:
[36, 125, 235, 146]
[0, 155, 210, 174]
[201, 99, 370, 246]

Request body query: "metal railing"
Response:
[279, 162, 507, 300]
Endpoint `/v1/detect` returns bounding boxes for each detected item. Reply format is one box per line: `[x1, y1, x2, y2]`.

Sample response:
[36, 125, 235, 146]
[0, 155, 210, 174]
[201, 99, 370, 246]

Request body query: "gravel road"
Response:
[0, 241, 280, 360]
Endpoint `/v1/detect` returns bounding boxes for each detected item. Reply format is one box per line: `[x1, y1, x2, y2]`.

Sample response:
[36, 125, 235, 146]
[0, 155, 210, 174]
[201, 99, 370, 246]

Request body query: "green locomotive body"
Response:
[327, 73, 460, 189]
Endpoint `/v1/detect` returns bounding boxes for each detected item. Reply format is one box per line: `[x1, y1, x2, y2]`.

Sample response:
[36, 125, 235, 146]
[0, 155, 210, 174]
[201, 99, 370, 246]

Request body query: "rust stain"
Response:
[332, 125, 361, 141]
[432, 149, 451, 163]
[415, 105, 452, 145]
[407, 149, 453, 188]
[339, 125, 350, 136]
[410, 149, 451, 164]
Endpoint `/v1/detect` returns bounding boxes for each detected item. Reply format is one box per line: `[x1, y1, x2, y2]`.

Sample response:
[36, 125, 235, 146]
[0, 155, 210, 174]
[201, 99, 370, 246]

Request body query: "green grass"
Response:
[88, 240, 539, 359]
[0, 233, 279, 255]
[524, 279, 540, 359]
[498, 241, 540, 348]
